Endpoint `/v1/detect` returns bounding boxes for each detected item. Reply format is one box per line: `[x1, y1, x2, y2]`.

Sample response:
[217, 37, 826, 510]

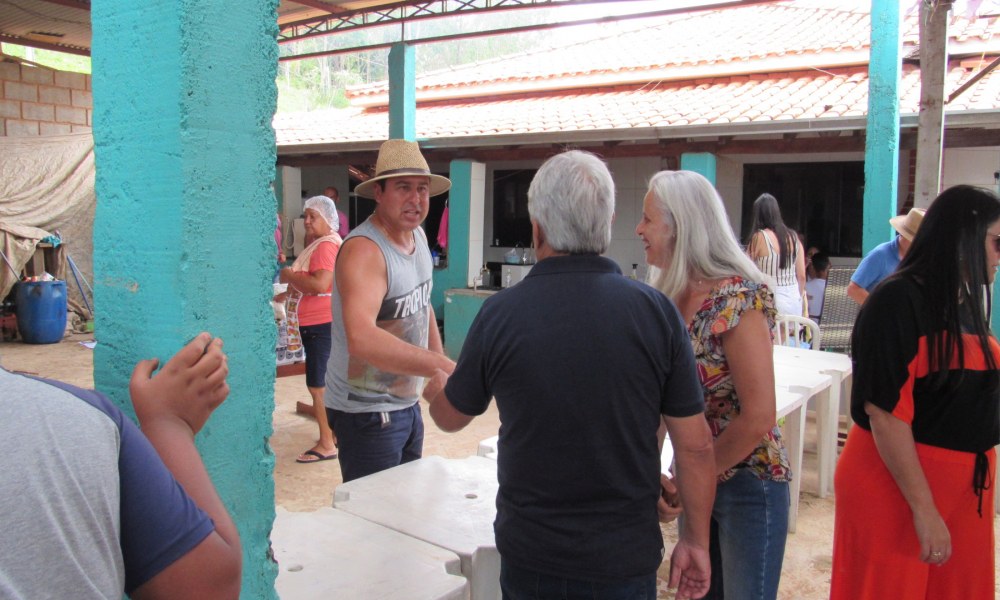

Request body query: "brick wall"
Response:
[0, 60, 92, 137]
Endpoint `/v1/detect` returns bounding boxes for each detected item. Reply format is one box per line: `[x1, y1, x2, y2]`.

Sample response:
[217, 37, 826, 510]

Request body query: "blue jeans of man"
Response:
[500, 561, 657, 600]
[696, 468, 789, 600]
[326, 403, 423, 482]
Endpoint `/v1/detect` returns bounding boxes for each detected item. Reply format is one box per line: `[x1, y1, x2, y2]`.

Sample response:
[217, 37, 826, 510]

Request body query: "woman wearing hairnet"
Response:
[278, 196, 343, 463]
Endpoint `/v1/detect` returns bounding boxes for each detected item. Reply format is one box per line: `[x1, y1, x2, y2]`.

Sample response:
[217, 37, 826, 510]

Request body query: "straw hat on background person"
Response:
[890, 208, 926, 242]
[354, 139, 452, 199]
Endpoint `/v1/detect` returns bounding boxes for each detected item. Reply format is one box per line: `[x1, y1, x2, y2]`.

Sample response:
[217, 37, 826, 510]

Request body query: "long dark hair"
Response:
[747, 193, 795, 270]
[890, 185, 1000, 390]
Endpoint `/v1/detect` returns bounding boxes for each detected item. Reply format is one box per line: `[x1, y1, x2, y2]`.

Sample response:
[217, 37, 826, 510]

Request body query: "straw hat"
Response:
[354, 139, 452, 199]
[889, 208, 926, 241]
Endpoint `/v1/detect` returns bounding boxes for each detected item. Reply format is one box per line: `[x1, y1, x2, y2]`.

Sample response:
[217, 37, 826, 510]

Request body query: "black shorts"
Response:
[299, 322, 332, 388]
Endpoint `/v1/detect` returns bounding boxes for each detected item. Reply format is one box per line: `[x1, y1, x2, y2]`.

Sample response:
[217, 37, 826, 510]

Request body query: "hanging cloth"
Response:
[437, 206, 449, 248]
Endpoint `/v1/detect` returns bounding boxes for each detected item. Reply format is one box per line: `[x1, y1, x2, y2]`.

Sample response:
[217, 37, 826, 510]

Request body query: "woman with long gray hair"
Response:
[637, 170, 788, 600]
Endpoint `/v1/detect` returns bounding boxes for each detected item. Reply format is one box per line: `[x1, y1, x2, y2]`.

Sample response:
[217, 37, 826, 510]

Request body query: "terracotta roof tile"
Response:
[276, 63, 1000, 147]
[345, 0, 996, 101]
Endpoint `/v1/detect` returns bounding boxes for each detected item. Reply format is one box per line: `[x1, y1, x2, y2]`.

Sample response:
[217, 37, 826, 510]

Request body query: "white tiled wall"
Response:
[301, 165, 351, 214]
[941, 147, 1000, 192]
[605, 156, 661, 280]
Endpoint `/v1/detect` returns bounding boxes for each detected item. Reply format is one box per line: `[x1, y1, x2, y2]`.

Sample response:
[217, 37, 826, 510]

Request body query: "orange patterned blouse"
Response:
[688, 276, 791, 483]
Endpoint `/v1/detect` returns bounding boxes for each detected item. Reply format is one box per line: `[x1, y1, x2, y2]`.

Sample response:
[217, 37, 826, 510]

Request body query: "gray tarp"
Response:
[0, 133, 95, 317]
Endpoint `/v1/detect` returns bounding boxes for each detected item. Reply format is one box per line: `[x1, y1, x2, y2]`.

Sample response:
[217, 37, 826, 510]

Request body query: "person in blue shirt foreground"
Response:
[847, 207, 925, 305]
[423, 151, 717, 600]
[0, 333, 242, 600]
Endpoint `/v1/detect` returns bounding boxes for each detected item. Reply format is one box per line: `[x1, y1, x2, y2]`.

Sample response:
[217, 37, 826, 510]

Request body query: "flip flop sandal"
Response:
[296, 450, 337, 463]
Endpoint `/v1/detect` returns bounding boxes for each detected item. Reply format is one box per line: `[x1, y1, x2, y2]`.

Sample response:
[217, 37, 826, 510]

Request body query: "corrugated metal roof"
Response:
[0, 0, 399, 55]
[0, 0, 91, 55]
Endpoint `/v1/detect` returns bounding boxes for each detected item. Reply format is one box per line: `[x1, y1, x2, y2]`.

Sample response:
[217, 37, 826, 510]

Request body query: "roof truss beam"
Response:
[277, 133, 871, 166]
[288, 0, 347, 13]
[278, 0, 784, 50]
[0, 33, 90, 56]
[277, 127, 1000, 168]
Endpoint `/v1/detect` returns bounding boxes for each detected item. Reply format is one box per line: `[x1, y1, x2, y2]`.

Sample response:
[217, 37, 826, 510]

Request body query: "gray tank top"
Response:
[324, 218, 433, 412]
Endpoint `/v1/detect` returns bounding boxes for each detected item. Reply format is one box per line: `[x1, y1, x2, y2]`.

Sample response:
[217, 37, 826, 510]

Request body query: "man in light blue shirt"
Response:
[847, 208, 925, 305]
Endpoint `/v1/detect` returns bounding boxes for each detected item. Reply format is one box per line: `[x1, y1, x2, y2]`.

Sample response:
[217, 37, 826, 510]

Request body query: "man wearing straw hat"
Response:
[847, 207, 925, 305]
[324, 139, 456, 482]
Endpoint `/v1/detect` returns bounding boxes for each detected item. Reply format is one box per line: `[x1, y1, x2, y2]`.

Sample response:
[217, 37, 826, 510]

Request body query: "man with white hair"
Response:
[423, 151, 717, 600]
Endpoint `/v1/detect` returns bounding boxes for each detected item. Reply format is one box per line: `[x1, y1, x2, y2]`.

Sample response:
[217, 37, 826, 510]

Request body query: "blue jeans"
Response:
[500, 561, 656, 600]
[699, 468, 789, 600]
[326, 403, 423, 482]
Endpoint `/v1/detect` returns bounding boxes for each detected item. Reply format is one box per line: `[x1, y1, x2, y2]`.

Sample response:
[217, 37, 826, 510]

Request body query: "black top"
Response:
[444, 255, 704, 581]
[850, 276, 1000, 453]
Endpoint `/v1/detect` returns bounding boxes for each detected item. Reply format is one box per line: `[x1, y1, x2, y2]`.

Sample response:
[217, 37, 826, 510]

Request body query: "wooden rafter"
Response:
[32, 0, 90, 11]
[0, 33, 89, 57]
[277, 134, 869, 167]
[947, 55, 1000, 104]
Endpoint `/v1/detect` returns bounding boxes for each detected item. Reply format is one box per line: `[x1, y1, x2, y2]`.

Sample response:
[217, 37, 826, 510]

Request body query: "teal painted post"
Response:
[443, 292, 488, 361]
[91, 0, 279, 598]
[681, 153, 717, 185]
[274, 165, 284, 213]
[863, 0, 903, 254]
[431, 160, 474, 317]
[994, 285, 1000, 335]
[388, 43, 416, 141]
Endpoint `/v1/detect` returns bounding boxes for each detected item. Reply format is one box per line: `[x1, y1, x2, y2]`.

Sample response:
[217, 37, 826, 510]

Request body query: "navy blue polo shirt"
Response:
[444, 255, 704, 581]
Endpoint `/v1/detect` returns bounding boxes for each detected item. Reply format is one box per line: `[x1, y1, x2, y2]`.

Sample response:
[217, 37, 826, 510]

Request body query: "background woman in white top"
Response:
[746, 193, 806, 316]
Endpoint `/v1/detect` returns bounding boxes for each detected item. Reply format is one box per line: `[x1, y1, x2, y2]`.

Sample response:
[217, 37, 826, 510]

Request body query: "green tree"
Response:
[1, 43, 91, 74]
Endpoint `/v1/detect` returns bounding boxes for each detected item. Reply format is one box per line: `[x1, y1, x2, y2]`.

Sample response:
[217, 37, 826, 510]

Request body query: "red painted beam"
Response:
[288, 0, 347, 14]
[32, 0, 90, 11]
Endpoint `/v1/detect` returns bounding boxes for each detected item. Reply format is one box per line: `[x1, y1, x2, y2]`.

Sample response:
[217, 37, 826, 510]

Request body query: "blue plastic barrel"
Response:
[16, 280, 67, 344]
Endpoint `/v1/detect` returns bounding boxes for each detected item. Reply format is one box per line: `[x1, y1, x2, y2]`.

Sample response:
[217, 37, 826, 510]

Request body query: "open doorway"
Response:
[741, 162, 865, 257]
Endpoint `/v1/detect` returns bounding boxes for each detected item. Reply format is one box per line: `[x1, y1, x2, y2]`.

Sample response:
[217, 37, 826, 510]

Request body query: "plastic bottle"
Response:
[506, 271, 512, 287]
[630, 264, 638, 279]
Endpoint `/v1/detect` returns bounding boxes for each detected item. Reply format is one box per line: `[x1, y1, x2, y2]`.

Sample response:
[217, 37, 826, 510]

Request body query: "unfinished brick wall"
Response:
[0, 60, 93, 137]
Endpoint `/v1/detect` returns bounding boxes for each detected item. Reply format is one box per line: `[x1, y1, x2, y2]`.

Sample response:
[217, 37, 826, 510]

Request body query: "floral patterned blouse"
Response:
[689, 276, 791, 483]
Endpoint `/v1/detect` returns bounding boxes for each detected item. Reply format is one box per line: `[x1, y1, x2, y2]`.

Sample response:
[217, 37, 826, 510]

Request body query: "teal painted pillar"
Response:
[681, 153, 717, 185]
[862, 0, 903, 254]
[274, 165, 284, 213]
[91, 0, 279, 598]
[431, 159, 477, 317]
[388, 43, 416, 141]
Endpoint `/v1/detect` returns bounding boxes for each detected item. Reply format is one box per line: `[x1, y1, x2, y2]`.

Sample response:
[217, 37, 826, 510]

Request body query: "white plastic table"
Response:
[773, 346, 852, 497]
[334, 456, 500, 600]
[272, 506, 469, 600]
[480, 376, 823, 534]
[657, 386, 810, 532]
[775, 388, 809, 532]
[477, 436, 498, 459]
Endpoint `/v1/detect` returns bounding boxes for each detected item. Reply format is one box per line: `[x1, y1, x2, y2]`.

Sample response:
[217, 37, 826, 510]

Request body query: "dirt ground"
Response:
[4, 336, 999, 599]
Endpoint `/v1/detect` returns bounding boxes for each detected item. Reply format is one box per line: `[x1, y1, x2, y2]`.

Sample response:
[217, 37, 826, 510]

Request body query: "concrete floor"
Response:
[4, 334, 998, 599]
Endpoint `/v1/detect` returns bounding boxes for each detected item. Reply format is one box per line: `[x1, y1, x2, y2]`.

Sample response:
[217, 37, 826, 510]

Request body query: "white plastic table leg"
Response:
[784, 402, 806, 534]
[814, 383, 837, 499]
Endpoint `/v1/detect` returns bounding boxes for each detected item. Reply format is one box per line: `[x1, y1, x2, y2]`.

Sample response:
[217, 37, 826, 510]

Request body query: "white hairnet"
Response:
[303, 195, 339, 232]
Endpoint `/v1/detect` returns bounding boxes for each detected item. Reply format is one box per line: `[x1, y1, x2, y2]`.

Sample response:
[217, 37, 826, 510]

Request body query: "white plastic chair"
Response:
[776, 315, 822, 350]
